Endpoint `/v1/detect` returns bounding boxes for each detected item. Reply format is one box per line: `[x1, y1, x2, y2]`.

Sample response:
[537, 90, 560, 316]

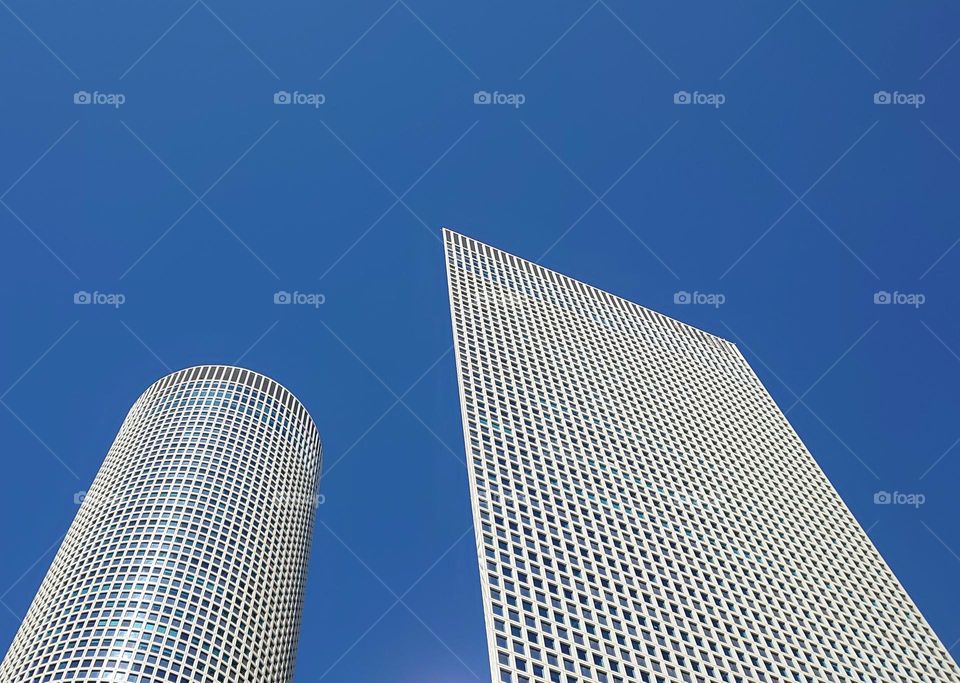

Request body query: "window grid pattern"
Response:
[0, 365, 322, 683]
[443, 229, 960, 683]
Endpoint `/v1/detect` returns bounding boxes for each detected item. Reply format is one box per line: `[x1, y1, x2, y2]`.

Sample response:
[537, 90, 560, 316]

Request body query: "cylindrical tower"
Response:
[0, 365, 322, 683]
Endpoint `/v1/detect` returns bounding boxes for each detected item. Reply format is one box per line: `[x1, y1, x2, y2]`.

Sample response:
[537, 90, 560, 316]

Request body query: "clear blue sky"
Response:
[1, 2, 959, 680]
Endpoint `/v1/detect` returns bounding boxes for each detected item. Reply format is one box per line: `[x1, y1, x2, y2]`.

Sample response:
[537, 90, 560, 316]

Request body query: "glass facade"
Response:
[0, 365, 322, 683]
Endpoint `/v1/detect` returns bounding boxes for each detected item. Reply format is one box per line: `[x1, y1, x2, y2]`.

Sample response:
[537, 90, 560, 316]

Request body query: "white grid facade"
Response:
[0, 365, 322, 683]
[443, 230, 960, 683]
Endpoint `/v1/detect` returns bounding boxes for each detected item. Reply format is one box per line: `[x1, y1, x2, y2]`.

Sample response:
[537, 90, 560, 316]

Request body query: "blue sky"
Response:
[1, 1, 959, 680]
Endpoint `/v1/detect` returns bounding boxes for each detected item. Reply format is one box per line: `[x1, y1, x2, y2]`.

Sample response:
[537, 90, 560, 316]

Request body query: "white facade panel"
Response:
[444, 229, 960, 683]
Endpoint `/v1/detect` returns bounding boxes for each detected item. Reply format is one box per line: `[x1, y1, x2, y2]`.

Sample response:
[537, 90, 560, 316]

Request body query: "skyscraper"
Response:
[443, 230, 960, 683]
[0, 365, 322, 683]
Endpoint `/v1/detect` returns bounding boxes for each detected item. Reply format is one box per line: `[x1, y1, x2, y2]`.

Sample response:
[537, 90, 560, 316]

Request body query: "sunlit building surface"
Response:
[0, 365, 322, 683]
[443, 229, 960, 683]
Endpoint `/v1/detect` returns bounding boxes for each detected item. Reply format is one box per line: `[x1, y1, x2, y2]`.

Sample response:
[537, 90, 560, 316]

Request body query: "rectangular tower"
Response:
[443, 229, 960, 683]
